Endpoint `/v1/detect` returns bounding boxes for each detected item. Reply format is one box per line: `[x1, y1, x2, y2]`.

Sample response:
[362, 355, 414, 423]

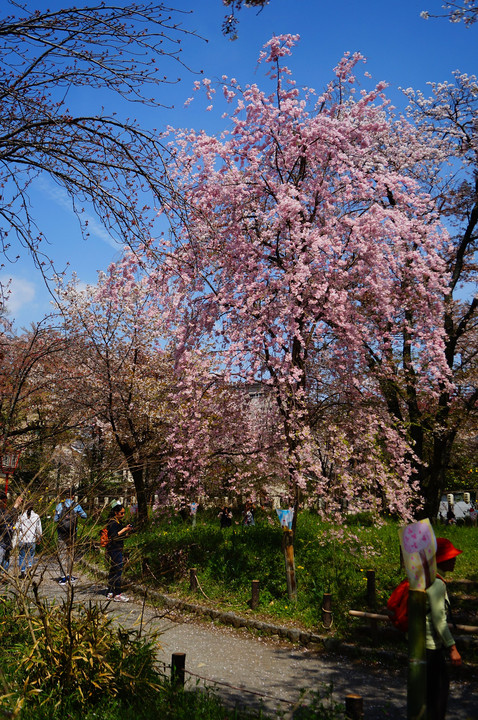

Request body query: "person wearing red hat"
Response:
[426, 537, 462, 720]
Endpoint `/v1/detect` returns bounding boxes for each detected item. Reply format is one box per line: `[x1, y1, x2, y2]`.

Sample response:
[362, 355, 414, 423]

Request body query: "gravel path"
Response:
[3, 557, 477, 719]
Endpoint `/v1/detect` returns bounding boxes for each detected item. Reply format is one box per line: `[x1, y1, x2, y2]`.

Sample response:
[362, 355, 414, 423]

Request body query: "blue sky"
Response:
[3, 0, 476, 329]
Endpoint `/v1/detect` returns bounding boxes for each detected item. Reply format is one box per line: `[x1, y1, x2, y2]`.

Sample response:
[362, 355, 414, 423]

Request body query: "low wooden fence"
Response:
[168, 651, 365, 719]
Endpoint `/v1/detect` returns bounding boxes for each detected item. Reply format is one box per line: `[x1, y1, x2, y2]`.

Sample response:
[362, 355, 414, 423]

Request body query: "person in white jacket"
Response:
[16, 503, 42, 579]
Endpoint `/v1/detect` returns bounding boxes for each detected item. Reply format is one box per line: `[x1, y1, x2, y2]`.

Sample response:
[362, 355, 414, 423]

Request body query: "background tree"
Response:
[222, 0, 270, 39]
[56, 266, 181, 526]
[368, 72, 478, 518]
[161, 353, 288, 505]
[0, 318, 74, 491]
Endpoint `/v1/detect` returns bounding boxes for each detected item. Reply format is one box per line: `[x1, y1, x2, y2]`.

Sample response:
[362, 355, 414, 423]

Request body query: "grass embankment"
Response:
[123, 510, 478, 643]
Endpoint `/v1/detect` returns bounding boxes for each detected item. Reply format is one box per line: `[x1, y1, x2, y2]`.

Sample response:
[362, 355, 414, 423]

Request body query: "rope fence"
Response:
[162, 652, 364, 718]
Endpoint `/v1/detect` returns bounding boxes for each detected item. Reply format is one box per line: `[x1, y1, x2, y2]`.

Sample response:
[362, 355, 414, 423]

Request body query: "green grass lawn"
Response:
[123, 510, 478, 638]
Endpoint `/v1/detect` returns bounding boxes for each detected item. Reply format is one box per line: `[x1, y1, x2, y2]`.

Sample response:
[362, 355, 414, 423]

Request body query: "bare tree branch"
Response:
[0, 1, 201, 281]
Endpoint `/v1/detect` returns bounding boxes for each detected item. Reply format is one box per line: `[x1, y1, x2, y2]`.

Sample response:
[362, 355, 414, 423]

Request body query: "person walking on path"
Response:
[16, 502, 42, 579]
[105, 502, 134, 602]
[54, 493, 87, 585]
[426, 537, 463, 720]
[0, 490, 22, 577]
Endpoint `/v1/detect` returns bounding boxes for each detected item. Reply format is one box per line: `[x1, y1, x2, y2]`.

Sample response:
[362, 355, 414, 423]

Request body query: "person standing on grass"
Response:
[218, 506, 232, 528]
[54, 493, 87, 585]
[105, 502, 134, 602]
[16, 502, 42, 579]
[426, 537, 463, 720]
[445, 504, 456, 525]
[243, 501, 255, 526]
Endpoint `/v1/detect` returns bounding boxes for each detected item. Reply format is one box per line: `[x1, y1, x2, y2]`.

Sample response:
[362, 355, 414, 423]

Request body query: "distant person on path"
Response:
[426, 537, 463, 720]
[218, 506, 232, 528]
[105, 502, 134, 602]
[0, 491, 22, 577]
[16, 502, 42, 579]
[54, 493, 87, 585]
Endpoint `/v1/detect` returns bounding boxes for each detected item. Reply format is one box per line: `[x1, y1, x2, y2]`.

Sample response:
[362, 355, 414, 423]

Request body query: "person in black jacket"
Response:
[0, 490, 22, 577]
[106, 503, 133, 602]
[218, 506, 232, 528]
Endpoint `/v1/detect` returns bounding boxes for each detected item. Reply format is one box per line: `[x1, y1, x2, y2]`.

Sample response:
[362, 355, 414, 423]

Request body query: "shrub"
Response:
[1, 590, 162, 710]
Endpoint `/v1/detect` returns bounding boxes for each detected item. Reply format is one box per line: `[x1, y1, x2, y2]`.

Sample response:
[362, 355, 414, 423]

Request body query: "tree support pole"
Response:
[189, 568, 198, 592]
[322, 592, 332, 628]
[408, 589, 427, 720]
[282, 528, 297, 602]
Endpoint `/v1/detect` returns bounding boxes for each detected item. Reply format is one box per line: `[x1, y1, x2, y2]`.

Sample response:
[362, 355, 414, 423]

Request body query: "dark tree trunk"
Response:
[130, 464, 148, 527]
[417, 429, 456, 521]
[115, 438, 149, 528]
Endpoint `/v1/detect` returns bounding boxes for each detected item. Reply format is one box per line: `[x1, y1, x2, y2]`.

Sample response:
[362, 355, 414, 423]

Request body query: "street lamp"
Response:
[0, 450, 21, 494]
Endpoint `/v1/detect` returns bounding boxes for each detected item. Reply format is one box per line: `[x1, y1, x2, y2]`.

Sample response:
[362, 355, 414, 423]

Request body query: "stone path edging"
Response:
[80, 558, 478, 679]
[80, 558, 407, 665]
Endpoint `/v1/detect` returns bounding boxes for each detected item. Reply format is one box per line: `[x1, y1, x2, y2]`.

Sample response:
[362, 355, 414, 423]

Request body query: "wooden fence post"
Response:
[408, 589, 427, 720]
[171, 652, 186, 688]
[345, 694, 364, 719]
[366, 569, 377, 642]
[366, 570, 376, 608]
[251, 580, 260, 609]
[322, 592, 332, 628]
[189, 568, 198, 592]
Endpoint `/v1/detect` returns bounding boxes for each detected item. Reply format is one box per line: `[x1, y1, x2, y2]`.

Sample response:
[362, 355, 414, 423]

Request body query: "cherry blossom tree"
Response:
[55, 266, 182, 526]
[162, 356, 288, 505]
[0, 320, 70, 444]
[135, 35, 449, 523]
[421, 1, 478, 25]
[0, 317, 77, 491]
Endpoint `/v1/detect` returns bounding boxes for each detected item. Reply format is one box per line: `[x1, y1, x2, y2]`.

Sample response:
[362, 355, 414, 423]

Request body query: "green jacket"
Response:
[426, 576, 455, 650]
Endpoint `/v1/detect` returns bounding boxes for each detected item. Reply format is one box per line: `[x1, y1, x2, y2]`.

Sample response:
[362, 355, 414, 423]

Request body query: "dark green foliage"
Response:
[8, 684, 268, 720]
[0, 594, 162, 715]
[0, 595, 267, 720]
[344, 511, 376, 527]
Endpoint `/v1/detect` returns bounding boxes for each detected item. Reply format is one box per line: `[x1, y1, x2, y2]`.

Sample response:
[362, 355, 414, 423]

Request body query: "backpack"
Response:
[57, 504, 78, 537]
[387, 576, 445, 632]
[387, 578, 409, 632]
[99, 526, 109, 548]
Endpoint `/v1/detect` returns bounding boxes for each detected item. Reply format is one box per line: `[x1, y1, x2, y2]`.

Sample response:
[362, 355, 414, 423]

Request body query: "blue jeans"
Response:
[19, 543, 36, 574]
